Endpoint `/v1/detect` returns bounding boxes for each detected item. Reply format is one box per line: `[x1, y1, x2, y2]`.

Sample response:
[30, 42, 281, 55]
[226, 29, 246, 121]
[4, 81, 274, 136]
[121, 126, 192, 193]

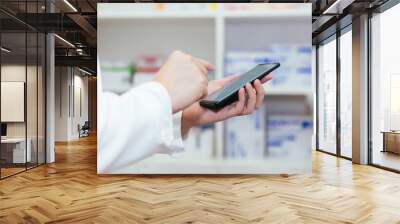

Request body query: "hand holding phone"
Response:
[200, 63, 280, 111]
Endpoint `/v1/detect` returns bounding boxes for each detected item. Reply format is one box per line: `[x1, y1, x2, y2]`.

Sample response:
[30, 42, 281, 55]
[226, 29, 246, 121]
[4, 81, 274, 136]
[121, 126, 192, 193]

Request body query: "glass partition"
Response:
[37, 0, 46, 165]
[38, 32, 45, 165]
[0, 1, 46, 179]
[26, 0, 41, 169]
[27, 30, 38, 169]
[1, 30, 28, 177]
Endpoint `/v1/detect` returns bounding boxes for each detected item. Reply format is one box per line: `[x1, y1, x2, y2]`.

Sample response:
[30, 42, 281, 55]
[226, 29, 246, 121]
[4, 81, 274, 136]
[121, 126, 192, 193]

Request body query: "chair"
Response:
[79, 121, 90, 138]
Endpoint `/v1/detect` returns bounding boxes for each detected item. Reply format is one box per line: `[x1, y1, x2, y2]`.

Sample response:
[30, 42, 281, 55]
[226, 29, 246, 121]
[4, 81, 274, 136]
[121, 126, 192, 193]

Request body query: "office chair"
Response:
[79, 121, 90, 138]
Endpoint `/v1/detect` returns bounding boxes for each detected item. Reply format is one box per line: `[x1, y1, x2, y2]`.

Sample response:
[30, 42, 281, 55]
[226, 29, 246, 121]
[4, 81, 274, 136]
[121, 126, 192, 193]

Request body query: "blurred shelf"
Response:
[99, 3, 313, 172]
[99, 12, 216, 19]
[99, 12, 308, 20]
[264, 87, 313, 96]
[224, 11, 308, 19]
[99, 4, 307, 20]
[123, 154, 311, 174]
[98, 3, 216, 19]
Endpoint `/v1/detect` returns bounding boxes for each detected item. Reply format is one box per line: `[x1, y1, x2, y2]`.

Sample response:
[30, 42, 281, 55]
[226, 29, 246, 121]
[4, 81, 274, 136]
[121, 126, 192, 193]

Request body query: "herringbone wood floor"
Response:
[1, 135, 400, 224]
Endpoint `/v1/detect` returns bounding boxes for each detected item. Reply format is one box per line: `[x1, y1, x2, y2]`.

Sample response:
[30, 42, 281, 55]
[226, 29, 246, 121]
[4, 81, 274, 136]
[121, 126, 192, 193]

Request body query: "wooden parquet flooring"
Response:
[1, 135, 400, 223]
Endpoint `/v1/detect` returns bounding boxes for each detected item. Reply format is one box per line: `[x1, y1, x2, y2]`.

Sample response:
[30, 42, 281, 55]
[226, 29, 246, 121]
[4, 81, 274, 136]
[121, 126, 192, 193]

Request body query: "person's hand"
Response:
[154, 50, 214, 113]
[181, 74, 272, 136]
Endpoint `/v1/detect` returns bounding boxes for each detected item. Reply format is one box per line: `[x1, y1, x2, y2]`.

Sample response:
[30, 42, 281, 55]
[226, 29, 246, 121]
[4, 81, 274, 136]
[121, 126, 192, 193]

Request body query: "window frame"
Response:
[315, 24, 353, 161]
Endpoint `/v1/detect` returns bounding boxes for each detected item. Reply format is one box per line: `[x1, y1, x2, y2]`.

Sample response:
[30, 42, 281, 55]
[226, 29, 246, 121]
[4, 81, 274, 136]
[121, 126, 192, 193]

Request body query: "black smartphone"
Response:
[200, 63, 280, 111]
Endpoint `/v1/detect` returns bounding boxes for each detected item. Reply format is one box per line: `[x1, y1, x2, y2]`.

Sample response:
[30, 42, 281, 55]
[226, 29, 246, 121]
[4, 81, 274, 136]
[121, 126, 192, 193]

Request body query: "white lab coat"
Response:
[97, 73, 184, 174]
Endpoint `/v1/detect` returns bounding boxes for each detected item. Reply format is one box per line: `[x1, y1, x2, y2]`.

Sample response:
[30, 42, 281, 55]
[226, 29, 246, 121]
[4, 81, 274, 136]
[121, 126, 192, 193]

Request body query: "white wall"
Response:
[55, 67, 68, 141]
[1, 65, 38, 138]
[71, 74, 89, 138]
[55, 67, 89, 141]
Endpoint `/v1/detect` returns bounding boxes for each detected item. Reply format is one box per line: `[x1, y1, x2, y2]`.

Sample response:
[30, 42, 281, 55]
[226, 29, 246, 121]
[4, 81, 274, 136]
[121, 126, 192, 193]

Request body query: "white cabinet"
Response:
[1, 138, 32, 163]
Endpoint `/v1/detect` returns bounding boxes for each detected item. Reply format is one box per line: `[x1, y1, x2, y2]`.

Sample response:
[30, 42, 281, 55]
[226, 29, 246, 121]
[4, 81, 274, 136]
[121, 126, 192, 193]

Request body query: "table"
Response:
[381, 131, 400, 154]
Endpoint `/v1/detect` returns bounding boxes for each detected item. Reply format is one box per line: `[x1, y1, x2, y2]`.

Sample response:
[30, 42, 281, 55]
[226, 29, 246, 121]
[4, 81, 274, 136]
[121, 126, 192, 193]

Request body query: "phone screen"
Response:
[205, 64, 279, 102]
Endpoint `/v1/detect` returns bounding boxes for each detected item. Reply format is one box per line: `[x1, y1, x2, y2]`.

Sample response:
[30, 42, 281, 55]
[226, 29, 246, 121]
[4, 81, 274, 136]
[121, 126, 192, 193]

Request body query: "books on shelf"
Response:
[266, 115, 312, 158]
[224, 106, 266, 159]
[100, 55, 163, 94]
[99, 3, 307, 17]
[100, 61, 134, 94]
[224, 110, 312, 160]
[225, 46, 312, 93]
[223, 3, 309, 13]
[183, 125, 215, 159]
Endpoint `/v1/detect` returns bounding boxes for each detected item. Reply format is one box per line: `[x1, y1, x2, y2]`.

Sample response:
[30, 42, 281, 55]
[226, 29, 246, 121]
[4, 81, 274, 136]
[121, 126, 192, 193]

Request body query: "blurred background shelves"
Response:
[223, 10, 309, 19]
[266, 88, 313, 96]
[99, 12, 216, 19]
[98, 3, 312, 172]
[98, 3, 309, 20]
[119, 157, 310, 174]
[98, 3, 215, 19]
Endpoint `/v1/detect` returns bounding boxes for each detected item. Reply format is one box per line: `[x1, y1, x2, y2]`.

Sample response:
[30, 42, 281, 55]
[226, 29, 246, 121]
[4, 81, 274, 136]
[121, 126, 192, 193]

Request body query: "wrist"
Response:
[153, 79, 178, 113]
[181, 109, 197, 136]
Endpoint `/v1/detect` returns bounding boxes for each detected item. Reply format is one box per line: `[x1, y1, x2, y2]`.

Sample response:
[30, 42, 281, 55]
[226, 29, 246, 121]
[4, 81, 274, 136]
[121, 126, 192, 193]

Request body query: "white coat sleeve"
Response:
[97, 81, 184, 174]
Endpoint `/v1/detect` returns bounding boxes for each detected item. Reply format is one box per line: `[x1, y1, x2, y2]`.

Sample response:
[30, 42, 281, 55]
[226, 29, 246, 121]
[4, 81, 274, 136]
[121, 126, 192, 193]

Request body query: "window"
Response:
[370, 3, 400, 171]
[339, 29, 352, 158]
[318, 37, 337, 154]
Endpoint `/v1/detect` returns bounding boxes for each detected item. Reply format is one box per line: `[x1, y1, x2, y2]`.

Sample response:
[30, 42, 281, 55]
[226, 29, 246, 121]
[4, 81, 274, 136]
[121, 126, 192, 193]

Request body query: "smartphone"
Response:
[200, 63, 280, 111]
